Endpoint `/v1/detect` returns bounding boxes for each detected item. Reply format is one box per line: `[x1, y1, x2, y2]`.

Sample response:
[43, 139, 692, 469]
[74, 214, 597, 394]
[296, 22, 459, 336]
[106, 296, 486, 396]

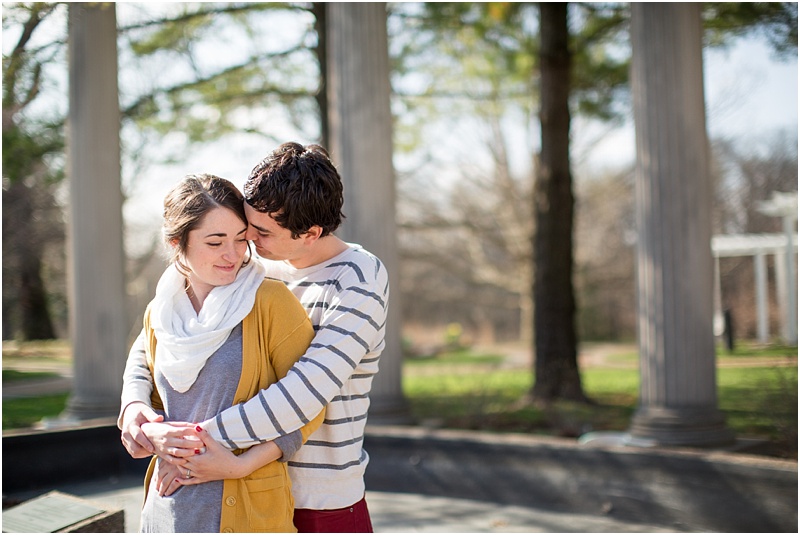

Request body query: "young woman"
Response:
[129, 174, 323, 532]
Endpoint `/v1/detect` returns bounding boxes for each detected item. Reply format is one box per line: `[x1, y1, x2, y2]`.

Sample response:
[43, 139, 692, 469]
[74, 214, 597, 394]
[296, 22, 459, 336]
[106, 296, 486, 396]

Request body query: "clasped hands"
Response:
[121, 402, 249, 496]
[147, 421, 249, 497]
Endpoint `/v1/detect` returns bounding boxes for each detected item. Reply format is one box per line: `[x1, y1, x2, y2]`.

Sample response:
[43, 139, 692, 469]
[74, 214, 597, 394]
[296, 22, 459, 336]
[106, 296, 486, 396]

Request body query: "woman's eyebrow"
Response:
[205, 227, 247, 239]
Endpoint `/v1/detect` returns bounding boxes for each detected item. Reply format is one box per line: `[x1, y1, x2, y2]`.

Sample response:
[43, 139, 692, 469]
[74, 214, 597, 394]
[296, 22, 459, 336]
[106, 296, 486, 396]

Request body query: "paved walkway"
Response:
[2, 376, 72, 399]
[7, 475, 677, 533]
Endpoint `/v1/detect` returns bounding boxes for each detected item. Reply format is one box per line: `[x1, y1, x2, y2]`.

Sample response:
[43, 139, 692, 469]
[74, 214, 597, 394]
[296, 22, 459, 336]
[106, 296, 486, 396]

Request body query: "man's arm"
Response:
[119, 330, 162, 457]
[118, 329, 155, 427]
[202, 269, 389, 450]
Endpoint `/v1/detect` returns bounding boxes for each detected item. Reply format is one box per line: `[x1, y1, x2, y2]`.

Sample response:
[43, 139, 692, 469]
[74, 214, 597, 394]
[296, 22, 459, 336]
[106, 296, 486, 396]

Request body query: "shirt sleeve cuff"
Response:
[272, 429, 303, 462]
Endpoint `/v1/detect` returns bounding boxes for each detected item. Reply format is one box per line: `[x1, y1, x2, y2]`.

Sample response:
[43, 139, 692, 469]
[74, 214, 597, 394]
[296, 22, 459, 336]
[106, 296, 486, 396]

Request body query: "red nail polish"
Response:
[195, 426, 203, 432]
[195, 449, 201, 454]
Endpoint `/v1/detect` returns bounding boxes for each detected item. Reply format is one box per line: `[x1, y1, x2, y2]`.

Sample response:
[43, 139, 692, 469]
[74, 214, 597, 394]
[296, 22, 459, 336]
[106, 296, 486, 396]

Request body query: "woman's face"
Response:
[181, 206, 248, 300]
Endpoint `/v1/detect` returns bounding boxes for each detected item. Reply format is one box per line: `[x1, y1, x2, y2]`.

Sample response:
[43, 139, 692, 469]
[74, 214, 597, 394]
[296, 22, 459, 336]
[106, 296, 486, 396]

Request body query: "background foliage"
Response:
[2, 1, 797, 354]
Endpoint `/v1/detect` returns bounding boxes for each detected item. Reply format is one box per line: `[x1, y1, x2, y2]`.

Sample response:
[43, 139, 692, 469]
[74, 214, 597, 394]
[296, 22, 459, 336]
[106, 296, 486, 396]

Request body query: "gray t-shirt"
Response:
[140, 324, 243, 533]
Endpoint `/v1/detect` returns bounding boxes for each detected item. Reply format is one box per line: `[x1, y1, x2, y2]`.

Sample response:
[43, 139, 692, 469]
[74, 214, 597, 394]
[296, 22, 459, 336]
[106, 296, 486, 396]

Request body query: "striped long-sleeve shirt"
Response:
[120, 243, 388, 510]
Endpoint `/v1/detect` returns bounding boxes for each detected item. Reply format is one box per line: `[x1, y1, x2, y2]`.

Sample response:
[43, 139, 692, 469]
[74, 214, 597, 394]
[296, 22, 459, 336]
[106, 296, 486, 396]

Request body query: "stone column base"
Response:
[368, 395, 413, 425]
[629, 406, 735, 448]
[62, 395, 121, 421]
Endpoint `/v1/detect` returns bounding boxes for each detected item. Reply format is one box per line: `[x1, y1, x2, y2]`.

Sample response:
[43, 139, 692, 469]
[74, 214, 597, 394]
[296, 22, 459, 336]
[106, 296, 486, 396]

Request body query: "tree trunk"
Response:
[19, 254, 56, 340]
[531, 2, 588, 403]
[2, 179, 56, 340]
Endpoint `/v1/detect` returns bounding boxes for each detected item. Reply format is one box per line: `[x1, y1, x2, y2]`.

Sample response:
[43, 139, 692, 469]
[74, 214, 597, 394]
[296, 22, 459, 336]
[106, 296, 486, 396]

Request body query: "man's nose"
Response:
[245, 225, 258, 241]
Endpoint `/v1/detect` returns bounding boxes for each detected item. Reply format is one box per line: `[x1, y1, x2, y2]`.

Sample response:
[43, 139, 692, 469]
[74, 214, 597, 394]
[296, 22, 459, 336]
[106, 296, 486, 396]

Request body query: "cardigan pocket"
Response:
[241, 472, 295, 532]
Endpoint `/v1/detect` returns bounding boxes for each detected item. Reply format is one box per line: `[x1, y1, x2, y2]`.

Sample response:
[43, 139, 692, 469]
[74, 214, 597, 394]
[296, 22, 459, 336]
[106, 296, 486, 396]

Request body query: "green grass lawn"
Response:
[3, 369, 60, 382]
[2, 369, 68, 429]
[722, 343, 798, 358]
[2, 393, 70, 430]
[404, 348, 505, 366]
[2, 339, 71, 363]
[3, 340, 797, 458]
[403, 345, 797, 457]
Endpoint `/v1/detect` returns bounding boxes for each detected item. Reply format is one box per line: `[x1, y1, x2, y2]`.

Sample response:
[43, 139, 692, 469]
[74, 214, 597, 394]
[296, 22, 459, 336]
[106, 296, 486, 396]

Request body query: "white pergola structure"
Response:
[712, 193, 798, 346]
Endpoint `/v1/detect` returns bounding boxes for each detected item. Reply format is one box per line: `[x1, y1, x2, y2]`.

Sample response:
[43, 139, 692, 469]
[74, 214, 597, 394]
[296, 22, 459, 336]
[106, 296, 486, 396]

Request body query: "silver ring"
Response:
[186, 468, 191, 478]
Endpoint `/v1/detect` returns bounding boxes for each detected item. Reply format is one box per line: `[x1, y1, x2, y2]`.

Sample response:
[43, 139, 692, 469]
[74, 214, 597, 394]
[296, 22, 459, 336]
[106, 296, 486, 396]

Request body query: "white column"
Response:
[754, 253, 769, 343]
[629, 3, 733, 446]
[781, 217, 797, 345]
[774, 251, 788, 342]
[63, 4, 127, 420]
[755, 193, 798, 346]
[713, 256, 723, 337]
[326, 2, 409, 422]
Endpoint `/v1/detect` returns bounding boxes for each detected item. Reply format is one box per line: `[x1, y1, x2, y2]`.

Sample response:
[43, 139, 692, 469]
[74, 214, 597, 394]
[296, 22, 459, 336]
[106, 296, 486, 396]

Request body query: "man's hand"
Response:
[140, 421, 205, 463]
[120, 402, 163, 458]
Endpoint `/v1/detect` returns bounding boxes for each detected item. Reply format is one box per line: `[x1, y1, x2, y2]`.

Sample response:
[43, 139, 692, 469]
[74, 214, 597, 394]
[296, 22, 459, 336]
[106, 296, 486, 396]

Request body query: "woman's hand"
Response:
[155, 459, 185, 497]
[150, 426, 284, 488]
[140, 421, 204, 463]
[172, 427, 255, 485]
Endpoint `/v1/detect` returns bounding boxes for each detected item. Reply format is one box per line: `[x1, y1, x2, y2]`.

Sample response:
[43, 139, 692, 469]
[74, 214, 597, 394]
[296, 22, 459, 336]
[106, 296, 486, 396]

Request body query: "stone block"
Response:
[2, 491, 123, 533]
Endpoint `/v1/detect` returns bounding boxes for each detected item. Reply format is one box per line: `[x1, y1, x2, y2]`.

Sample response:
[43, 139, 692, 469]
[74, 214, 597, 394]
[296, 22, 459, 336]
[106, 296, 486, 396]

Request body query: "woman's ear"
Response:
[169, 238, 183, 260]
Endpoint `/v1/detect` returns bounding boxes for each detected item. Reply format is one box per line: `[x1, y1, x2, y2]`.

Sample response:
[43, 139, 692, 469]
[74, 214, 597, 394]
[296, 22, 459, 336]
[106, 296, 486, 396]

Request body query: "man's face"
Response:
[243, 202, 306, 264]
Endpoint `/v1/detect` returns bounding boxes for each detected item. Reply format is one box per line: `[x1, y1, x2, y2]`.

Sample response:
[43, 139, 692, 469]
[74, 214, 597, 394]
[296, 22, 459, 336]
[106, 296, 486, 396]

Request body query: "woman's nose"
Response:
[222, 242, 239, 260]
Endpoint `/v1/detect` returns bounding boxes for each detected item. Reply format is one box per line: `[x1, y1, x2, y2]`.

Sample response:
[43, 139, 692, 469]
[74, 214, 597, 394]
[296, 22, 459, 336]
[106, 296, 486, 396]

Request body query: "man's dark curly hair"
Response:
[244, 142, 345, 239]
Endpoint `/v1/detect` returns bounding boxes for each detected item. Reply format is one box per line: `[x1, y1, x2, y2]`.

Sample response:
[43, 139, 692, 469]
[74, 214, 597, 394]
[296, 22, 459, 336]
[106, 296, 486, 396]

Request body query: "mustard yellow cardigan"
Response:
[142, 280, 324, 533]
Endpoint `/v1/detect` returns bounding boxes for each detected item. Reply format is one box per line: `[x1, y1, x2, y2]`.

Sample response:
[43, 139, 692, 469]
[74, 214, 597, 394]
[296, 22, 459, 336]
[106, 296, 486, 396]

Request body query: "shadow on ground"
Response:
[3, 423, 796, 532]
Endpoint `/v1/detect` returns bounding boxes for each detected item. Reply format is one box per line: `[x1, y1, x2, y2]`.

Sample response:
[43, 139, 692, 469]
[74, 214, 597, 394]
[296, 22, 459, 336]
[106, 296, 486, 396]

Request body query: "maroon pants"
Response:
[294, 496, 373, 533]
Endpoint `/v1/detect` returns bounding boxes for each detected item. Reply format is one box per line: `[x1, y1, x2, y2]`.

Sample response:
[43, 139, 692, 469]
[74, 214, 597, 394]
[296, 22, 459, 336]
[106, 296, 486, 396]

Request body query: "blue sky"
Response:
[583, 37, 798, 169]
[705, 39, 797, 140]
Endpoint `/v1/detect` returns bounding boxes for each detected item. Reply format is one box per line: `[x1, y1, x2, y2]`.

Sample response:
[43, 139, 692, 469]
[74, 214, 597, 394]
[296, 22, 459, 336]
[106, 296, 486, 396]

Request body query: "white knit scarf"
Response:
[149, 259, 266, 393]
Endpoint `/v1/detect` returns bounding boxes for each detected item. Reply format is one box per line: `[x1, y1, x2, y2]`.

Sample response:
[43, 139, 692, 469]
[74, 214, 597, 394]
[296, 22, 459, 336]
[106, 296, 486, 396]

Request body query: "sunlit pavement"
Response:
[6, 474, 678, 533]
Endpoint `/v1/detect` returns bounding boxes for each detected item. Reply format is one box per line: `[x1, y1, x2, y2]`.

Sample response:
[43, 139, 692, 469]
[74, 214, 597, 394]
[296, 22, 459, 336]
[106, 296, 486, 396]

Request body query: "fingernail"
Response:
[195, 449, 201, 454]
[195, 426, 203, 432]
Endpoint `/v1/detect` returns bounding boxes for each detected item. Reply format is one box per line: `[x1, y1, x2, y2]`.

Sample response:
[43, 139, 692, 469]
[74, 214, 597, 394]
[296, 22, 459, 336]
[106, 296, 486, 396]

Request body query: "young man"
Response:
[120, 142, 388, 532]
